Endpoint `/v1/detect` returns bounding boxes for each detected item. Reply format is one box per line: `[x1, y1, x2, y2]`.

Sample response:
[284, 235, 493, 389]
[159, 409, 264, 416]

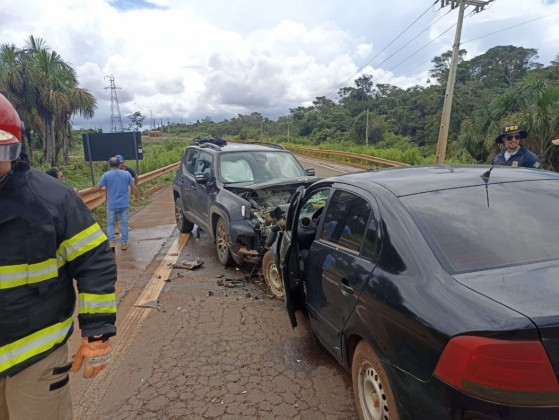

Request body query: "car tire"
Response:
[352, 341, 399, 420]
[175, 197, 194, 233]
[262, 250, 284, 299]
[215, 217, 234, 266]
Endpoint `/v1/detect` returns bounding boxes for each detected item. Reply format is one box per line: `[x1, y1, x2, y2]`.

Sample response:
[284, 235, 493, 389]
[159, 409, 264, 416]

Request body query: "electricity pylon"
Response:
[105, 75, 124, 132]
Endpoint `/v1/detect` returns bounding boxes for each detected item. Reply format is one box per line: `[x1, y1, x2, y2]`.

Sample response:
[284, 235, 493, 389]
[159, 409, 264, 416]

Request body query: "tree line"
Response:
[2, 36, 558, 170]
[166, 45, 559, 169]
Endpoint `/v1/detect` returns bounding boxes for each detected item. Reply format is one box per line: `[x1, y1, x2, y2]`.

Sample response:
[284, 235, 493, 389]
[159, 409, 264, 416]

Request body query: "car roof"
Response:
[188, 142, 287, 154]
[324, 165, 559, 196]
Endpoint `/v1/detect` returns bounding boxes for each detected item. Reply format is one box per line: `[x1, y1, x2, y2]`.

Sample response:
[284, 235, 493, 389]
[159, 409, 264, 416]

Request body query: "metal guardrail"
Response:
[79, 162, 180, 210]
[282, 145, 408, 169]
[229, 139, 407, 169]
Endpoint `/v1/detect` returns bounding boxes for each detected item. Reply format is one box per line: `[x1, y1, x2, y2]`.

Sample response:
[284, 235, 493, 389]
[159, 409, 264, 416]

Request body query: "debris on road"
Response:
[216, 278, 245, 288]
[134, 300, 162, 311]
[173, 257, 204, 270]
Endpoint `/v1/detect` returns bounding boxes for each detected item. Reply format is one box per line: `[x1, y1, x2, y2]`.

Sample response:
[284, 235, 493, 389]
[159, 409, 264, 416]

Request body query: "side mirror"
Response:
[195, 172, 210, 184]
[305, 168, 315, 176]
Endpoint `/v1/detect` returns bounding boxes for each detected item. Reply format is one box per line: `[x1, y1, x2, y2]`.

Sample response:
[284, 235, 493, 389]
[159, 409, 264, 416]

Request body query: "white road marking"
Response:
[73, 232, 189, 418]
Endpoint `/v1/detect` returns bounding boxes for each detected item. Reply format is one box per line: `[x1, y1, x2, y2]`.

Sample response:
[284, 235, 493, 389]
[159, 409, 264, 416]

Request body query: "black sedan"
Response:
[274, 165, 559, 419]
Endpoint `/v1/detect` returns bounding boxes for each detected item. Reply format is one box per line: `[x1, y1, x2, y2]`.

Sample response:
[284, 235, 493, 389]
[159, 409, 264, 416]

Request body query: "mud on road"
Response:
[74, 186, 358, 419]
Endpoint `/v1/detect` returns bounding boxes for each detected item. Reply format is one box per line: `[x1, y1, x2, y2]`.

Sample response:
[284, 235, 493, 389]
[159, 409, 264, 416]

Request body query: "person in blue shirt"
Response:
[91, 157, 139, 251]
[114, 154, 139, 235]
[491, 124, 541, 169]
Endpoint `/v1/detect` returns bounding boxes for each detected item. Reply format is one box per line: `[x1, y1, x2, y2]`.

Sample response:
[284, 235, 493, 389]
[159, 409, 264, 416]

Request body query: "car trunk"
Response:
[453, 260, 559, 379]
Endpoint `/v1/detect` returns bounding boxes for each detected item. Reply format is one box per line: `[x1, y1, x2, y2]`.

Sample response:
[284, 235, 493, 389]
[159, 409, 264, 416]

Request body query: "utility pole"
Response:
[104, 75, 123, 133]
[365, 108, 369, 146]
[434, 0, 494, 164]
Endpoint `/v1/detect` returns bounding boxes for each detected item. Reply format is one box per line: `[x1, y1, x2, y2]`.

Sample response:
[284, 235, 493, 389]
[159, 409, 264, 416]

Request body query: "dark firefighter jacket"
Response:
[491, 145, 542, 169]
[0, 155, 117, 377]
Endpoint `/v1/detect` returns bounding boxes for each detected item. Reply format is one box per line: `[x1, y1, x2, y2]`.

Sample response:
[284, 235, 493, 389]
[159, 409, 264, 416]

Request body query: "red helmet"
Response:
[0, 93, 22, 161]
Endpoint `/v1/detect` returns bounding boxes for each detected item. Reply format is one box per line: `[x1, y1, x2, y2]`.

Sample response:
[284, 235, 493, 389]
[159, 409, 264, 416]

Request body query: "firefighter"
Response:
[0, 93, 117, 419]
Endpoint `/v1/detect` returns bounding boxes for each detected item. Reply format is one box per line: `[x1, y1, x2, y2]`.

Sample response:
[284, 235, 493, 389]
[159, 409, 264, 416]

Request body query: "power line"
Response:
[323, 1, 440, 100]
[315, 3, 558, 108]
[388, 23, 456, 72]
[370, 7, 454, 74]
[392, 10, 559, 83]
[357, 1, 440, 71]
[370, 21, 457, 86]
[368, 3, 483, 86]
[360, 5, 555, 88]
[462, 11, 559, 44]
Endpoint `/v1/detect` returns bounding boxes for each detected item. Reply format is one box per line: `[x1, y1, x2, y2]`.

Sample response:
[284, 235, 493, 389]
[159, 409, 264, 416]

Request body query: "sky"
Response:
[2, 0, 559, 131]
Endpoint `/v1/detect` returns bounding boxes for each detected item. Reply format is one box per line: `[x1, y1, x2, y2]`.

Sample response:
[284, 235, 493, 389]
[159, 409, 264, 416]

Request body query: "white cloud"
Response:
[2, 0, 558, 130]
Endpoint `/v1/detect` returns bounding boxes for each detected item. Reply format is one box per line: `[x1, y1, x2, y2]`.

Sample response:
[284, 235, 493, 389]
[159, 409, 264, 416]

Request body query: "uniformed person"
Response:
[491, 124, 541, 168]
[0, 93, 117, 420]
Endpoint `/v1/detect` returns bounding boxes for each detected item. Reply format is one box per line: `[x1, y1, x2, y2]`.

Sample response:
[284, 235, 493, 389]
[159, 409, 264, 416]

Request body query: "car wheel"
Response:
[215, 217, 234, 266]
[352, 341, 399, 420]
[262, 250, 284, 299]
[175, 197, 194, 233]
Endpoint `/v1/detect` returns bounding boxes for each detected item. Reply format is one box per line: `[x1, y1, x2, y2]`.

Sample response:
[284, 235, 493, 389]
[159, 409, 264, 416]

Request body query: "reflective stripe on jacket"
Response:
[0, 157, 117, 377]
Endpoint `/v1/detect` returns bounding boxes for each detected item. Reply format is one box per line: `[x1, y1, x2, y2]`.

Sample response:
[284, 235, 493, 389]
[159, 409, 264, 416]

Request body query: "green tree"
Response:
[429, 49, 468, 85]
[0, 36, 95, 166]
[128, 111, 145, 132]
[468, 45, 542, 88]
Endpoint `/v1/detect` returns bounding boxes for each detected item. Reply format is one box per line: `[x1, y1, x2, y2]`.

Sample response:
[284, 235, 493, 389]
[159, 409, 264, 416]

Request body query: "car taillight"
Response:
[434, 335, 559, 406]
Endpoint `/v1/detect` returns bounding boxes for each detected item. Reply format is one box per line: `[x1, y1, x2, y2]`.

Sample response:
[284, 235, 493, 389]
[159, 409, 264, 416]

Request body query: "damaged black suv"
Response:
[172, 139, 317, 268]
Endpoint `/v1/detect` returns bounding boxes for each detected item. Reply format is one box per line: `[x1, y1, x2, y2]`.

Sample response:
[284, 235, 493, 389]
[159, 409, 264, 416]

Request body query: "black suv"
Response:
[172, 139, 318, 267]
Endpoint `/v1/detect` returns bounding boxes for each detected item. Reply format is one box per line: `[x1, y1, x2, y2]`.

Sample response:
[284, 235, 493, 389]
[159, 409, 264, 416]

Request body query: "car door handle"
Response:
[339, 279, 354, 296]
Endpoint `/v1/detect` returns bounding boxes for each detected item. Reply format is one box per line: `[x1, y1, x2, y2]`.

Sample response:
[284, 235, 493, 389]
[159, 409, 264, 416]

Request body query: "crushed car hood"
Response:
[225, 177, 319, 210]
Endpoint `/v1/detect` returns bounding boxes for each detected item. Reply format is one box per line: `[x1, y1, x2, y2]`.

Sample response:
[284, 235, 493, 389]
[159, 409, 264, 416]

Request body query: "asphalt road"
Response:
[71, 158, 361, 419]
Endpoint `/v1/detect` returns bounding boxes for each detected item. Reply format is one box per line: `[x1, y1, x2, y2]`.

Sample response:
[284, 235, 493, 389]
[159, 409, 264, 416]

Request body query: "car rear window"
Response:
[402, 180, 559, 273]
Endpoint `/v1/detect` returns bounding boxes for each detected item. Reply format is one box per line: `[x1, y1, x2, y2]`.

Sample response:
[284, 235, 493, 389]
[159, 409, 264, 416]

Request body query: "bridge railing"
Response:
[282, 145, 408, 169]
[79, 162, 180, 210]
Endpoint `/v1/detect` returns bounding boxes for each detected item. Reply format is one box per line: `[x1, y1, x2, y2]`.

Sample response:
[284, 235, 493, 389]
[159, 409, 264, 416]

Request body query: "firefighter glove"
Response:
[71, 335, 111, 378]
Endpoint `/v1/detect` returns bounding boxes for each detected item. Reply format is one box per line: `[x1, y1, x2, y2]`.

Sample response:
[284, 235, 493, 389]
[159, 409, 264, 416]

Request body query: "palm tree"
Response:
[23, 36, 96, 166]
[0, 43, 33, 155]
[493, 74, 559, 169]
[58, 87, 96, 165]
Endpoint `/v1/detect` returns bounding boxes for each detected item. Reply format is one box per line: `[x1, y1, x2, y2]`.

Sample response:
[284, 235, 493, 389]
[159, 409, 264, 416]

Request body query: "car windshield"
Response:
[219, 151, 307, 184]
[402, 180, 559, 274]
